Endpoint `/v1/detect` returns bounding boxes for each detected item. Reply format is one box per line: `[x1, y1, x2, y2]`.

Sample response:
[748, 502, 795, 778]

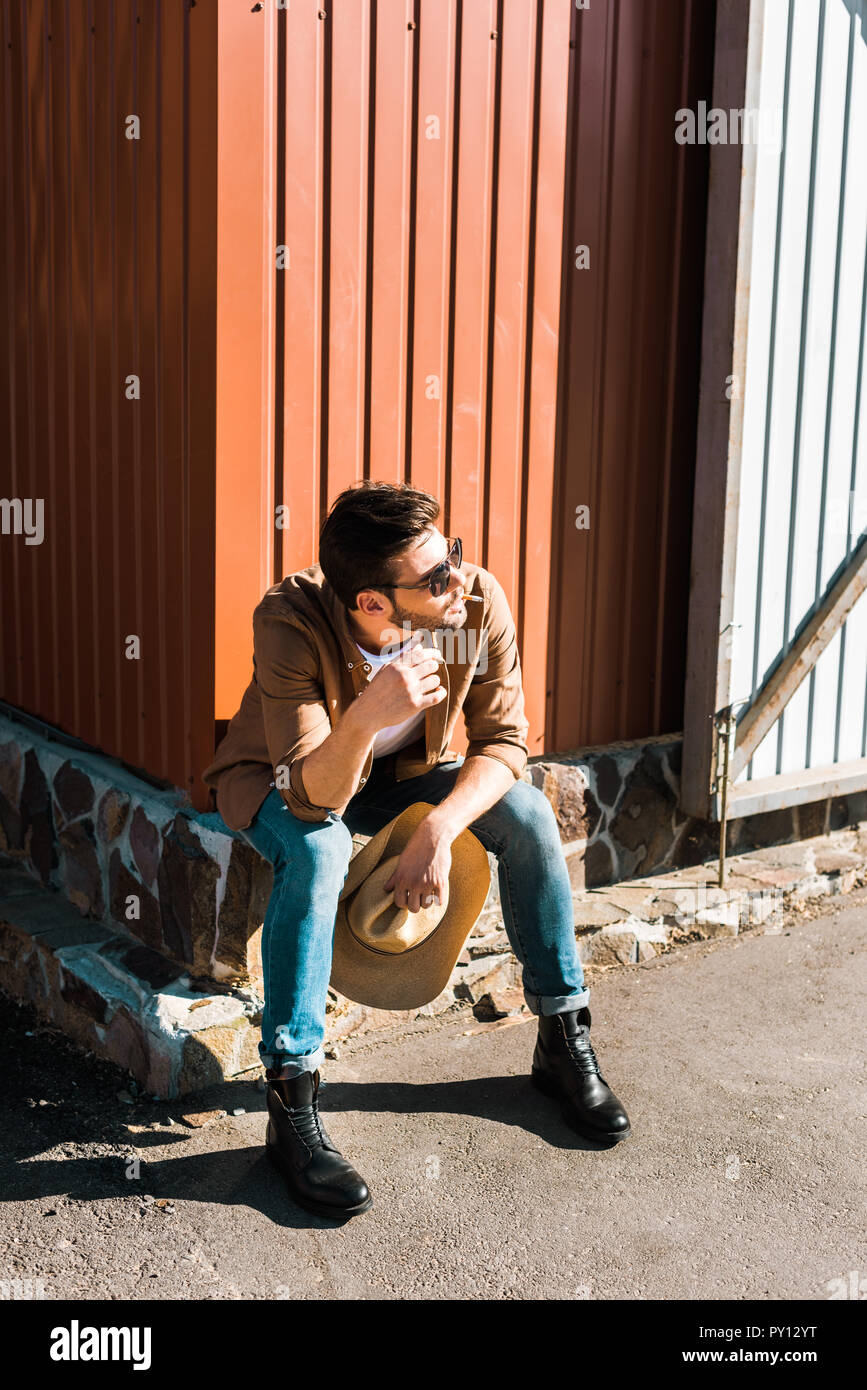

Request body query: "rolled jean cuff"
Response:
[523, 987, 590, 1016]
[259, 1043, 326, 1077]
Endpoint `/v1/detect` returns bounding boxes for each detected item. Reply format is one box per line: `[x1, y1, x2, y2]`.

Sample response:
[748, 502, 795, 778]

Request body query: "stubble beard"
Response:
[379, 594, 467, 645]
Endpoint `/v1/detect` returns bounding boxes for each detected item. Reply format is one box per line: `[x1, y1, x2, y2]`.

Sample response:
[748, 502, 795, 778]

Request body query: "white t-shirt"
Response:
[355, 637, 427, 758]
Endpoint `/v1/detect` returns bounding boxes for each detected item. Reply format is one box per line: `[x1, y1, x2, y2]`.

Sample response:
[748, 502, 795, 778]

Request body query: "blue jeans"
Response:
[216, 753, 589, 1076]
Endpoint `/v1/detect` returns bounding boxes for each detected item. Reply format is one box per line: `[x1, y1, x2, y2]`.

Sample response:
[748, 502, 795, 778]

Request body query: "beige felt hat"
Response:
[330, 801, 491, 1011]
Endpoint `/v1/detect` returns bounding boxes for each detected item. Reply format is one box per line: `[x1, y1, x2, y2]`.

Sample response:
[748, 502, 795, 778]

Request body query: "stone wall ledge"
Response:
[3, 707, 867, 996]
[2, 821, 865, 1098]
[0, 856, 265, 1098]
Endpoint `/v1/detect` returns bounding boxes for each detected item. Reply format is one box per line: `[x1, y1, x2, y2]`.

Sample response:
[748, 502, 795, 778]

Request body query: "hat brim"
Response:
[330, 801, 491, 1010]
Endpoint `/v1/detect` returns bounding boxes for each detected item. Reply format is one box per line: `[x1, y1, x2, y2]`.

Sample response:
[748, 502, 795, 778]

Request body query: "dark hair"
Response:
[318, 481, 441, 609]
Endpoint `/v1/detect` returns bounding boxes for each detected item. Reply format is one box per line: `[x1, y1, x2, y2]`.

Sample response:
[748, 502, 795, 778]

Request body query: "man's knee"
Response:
[273, 811, 355, 881]
[497, 778, 558, 834]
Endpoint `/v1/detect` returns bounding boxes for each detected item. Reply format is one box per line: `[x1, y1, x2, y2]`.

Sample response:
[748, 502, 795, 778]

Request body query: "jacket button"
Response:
[347, 661, 354, 668]
[359, 777, 366, 784]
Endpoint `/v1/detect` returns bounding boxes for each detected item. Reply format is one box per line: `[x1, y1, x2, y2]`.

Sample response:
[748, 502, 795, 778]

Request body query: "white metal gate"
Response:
[682, 0, 867, 830]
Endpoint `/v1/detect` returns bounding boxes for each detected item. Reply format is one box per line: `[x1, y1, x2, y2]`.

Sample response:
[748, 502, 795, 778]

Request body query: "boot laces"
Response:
[287, 1102, 331, 1150]
[269, 1074, 333, 1150]
[563, 1024, 603, 1078]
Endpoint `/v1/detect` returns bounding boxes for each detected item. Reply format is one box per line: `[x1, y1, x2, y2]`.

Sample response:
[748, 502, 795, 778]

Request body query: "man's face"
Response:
[359, 527, 468, 645]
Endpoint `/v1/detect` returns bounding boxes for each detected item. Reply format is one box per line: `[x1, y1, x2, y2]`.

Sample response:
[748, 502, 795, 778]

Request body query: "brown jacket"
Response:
[202, 560, 530, 831]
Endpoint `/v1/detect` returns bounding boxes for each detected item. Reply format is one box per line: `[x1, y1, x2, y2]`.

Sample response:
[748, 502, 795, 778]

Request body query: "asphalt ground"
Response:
[1, 885, 864, 1304]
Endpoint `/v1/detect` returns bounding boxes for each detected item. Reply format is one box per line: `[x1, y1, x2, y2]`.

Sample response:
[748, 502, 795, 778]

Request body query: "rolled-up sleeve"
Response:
[461, 573, 530, 780]
[253, 605, 335, 822]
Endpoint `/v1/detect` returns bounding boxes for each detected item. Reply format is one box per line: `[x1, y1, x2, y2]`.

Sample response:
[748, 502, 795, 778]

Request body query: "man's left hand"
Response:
[382, 817, 453, 914]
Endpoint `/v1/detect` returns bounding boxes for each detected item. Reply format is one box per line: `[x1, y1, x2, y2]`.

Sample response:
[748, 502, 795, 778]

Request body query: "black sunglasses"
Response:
[386, 537, 462, 598]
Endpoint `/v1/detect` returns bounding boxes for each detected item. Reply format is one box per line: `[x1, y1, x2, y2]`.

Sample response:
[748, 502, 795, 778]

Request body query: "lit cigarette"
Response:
[462, 595, 484, 603]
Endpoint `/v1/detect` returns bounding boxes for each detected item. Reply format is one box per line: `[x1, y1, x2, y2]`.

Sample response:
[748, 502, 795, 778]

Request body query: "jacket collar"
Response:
[316, 568, 371, 672]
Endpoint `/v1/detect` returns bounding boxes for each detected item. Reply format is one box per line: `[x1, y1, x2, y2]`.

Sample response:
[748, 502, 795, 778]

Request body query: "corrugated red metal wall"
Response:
[0, 0, 217, 800]
[1, 0, 714, 809]
[549, 0, 715, 751]
[215, 0, 715, 762]
[214, 0, 577, 766]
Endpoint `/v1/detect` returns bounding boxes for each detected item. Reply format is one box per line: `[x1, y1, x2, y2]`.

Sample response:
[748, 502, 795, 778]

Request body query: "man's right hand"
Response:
[356, 632, 447, 731]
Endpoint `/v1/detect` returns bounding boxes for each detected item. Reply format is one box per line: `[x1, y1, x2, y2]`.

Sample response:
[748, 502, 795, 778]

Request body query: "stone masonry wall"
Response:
[524, 734, 867, 889]
[3, 709, 867, 1095]
[0, 714, 271, 989]
[2, 710, 866, 1005]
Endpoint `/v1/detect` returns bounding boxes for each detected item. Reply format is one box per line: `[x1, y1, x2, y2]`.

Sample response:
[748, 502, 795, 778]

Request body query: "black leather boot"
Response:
[531, 1007, 631, 1145]
[265, 1067, 373, 1218]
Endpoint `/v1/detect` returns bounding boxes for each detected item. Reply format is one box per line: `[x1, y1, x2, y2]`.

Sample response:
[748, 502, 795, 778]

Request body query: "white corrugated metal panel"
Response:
[731, 0, 867, 783]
